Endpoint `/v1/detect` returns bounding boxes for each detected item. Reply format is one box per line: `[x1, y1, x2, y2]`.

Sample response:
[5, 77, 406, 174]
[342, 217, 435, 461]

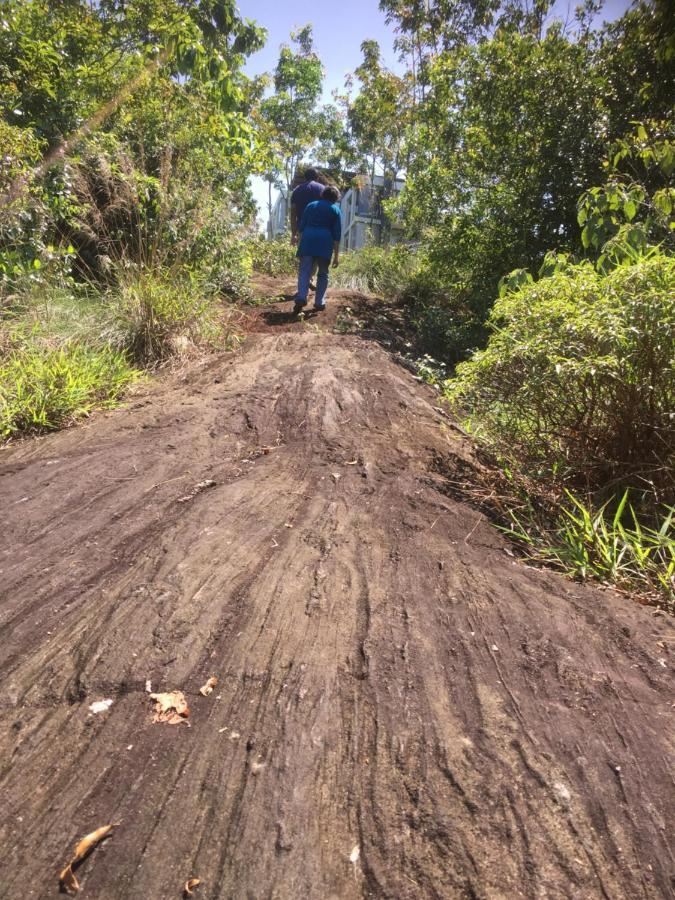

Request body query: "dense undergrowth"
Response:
[336, 208, 674, 606]
[0, 254, 254, 440]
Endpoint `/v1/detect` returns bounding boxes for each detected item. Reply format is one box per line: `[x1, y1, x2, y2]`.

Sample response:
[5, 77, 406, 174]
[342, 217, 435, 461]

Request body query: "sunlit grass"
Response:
[0, 335, 138, 439]
[502, 489, 674, 609]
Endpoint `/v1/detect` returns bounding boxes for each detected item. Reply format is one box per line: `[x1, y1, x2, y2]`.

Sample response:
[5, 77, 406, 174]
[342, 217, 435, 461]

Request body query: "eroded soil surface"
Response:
[1, 286, 673, 899]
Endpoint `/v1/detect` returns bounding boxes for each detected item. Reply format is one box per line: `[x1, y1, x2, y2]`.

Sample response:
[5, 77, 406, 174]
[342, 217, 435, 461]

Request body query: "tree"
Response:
[399, 22, 604, 313]
[259, 25, 324, 209]
[598, 0, 675, 143]
[349, 41, 410, 185]
[0, 0, 268, 280]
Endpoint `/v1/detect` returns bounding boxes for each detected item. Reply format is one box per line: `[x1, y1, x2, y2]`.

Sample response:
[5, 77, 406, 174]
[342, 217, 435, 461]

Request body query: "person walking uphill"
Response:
[290, 168, 324, 245]
[294, 185, 341, 315]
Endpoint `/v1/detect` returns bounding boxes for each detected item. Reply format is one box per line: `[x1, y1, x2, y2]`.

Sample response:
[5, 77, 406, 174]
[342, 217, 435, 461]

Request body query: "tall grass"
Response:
[111, 267, 234, 366]
[0, 264, 243, 440]
[503, 490, 674, 609]
[0, 331, 137, 439]
[333, 245, 420, 296]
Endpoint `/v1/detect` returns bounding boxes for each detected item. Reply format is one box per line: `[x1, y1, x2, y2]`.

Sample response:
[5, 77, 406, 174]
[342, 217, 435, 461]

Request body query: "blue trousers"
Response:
[297, 256, 330, 308]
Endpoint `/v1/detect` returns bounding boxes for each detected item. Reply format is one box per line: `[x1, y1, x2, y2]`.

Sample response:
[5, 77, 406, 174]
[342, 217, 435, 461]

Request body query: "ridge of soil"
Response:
[1, 283, 673, 899]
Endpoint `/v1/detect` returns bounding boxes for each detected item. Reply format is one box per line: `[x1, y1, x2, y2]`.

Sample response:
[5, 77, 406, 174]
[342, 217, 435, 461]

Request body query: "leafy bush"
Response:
[407, 301, 488, 366]
[111, 268, 232, 366]
[331, 245, 488, 363]
[0, 332, 137, 439]
[448, 254, 675, 500]
[248, 235, 296, 276]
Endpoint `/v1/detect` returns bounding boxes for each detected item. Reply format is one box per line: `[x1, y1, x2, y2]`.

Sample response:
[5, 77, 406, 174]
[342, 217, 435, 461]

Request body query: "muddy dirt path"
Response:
[1, 289, 673, 899]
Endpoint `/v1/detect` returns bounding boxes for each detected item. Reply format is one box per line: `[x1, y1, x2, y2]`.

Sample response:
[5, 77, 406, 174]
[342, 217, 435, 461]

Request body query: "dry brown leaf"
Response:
[184, 877, 201, 896]
[346, 459, 358, 465]
[199, 676, 218, 697]
[58, 823, 118, 894]
[149, 690, 190, 724]
[59, 864, 80, 896]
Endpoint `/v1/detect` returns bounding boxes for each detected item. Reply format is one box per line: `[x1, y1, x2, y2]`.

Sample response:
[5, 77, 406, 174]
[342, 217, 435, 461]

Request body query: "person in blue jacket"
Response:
[294, 185, 341, 314]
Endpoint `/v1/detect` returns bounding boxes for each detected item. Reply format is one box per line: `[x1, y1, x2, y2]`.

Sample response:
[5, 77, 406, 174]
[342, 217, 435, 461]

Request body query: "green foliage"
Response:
[577, 121, 675, 267]
[448, 254, 675, 499]
[375, 0, 675, 372]
[0, 331, 137, 439]
[407, 302, 488, 365]
[349, 41, 411, 185]
[111, 268, 234, 366]
[0, 0, 266, 147]
[0, 0, 267, 302]
[259, 26, 325, 195]
[598, 0, 675, 141]
[248, 237, 296, 276]
[334, 245, 420, 296]
[0, 0, 260, 443]
[399, 26, 604, 318]
[503, 491, 674, 608]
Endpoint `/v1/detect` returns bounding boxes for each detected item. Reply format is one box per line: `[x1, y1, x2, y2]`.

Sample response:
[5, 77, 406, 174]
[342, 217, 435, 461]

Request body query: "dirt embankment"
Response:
[0, 289, 673, 899]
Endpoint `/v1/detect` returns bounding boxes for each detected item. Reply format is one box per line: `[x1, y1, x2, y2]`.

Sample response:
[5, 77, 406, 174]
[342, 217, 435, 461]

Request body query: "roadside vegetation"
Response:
[1, 0, 672, 603]
[0, 0, 268, 438]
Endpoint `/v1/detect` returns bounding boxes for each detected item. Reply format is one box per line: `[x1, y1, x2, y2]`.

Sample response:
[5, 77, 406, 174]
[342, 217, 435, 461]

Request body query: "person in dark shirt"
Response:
[290, 168, 324, 245]
[294, 185, 342, 314]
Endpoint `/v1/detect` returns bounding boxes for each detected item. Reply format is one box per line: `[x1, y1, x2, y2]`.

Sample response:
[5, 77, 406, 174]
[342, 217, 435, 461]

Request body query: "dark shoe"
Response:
[309, 281, 317, 291]
[292, 302, 305, 316]
[313, 304, 326, 311]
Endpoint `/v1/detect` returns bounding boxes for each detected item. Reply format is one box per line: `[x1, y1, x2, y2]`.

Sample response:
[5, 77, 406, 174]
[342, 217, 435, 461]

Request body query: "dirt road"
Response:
[1, 289, 673, 899]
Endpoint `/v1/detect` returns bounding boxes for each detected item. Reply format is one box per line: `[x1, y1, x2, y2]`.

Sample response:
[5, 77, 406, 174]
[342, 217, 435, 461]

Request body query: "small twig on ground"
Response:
[145, 472, 192, 493]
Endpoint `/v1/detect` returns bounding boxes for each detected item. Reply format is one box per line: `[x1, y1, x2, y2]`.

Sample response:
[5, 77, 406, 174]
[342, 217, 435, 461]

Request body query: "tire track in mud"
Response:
[0, 326, 673, 899]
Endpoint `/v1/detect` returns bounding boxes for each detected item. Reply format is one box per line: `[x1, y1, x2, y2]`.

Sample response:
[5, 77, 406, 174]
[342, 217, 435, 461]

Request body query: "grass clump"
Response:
[111, 268, 234, 366]
[0, 331, 137, 439]
[248, 236, 297, 277]
[0, 264, 243, 441]
[503, 490, 674, 609]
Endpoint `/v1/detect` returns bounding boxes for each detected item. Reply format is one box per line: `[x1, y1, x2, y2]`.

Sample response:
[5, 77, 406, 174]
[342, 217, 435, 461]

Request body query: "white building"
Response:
[267, 188, 290, 240]
[339, 174, 405, 251]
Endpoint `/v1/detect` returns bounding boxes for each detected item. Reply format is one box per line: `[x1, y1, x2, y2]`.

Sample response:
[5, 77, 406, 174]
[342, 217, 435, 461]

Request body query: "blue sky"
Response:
[241, 0, 633, 226]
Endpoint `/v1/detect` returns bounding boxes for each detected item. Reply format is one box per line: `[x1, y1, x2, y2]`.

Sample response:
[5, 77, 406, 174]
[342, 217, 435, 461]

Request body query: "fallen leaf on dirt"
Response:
[184, 877, 201, 896]
[350, 845, 360, 863]
[331, 472, 341, 481]
[199, 676, 218, 697]
[145, 679, 152, 693]
[59, 823, 118, 894]
[88, 699, 113, 714]
[346, 459, 358, 465]
[149, 691, 190, 724]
